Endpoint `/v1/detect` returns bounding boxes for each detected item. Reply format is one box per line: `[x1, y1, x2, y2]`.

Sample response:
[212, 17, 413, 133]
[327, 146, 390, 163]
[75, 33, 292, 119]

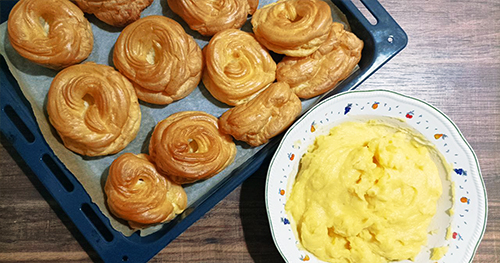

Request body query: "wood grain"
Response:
[0, 0, 499, 262]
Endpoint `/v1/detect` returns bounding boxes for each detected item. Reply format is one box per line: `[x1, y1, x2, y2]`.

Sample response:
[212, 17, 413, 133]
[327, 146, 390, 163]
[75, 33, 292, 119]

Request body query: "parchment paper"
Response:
[0, 0, 350, 236]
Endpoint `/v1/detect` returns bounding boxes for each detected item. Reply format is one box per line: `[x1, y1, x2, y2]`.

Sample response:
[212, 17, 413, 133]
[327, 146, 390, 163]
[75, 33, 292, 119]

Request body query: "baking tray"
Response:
[0, 0, 407, 262]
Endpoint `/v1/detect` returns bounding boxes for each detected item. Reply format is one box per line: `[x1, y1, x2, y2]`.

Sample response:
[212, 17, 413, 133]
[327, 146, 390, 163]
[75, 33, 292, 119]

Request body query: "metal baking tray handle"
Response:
[322, 0, 408, 100]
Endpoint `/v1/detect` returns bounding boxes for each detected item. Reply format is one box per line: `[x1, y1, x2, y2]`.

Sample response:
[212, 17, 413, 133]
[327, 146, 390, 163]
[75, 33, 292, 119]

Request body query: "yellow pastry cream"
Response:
[285, 120, 446, 263]
[430, 246, 449, 260]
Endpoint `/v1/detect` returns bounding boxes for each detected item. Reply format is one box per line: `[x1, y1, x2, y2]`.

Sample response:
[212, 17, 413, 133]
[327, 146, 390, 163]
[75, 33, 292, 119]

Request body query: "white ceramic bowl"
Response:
[266, 89, 487, 263]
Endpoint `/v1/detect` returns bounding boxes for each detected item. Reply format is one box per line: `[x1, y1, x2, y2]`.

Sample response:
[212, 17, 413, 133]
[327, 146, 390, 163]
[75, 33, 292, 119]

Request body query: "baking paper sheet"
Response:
[0, 0, 350, 236]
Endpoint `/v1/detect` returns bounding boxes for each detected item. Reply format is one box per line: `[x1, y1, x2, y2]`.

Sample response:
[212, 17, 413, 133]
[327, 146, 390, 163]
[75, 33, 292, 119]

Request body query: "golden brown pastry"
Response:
[277, 23, 364, 99]
[47, 62, 141, 156]
[167, 0, 259, 36]
[251, 0, 333, 57]
[105, 153, 187, 229]
[74, 0, 154, 27]
[7, 0, 93, 70]
[203, 29, 276, 106]
[219, 82, 301, 146]
[113, 15, 203, 105]
[149, 111, 236, 184]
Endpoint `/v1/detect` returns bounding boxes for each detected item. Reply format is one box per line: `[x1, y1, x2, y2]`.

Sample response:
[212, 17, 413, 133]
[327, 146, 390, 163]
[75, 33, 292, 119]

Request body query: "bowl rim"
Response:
[265, 88, 488, 263]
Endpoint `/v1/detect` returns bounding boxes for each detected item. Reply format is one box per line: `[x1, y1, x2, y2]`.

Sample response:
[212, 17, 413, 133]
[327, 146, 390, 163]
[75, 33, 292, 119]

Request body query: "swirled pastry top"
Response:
[219, 82, 301, 146]
[149, 111, 237, 185]
[74, 0, 154, 27]
[277, 23, 363, 99]
[203, 29, 276, 106]
[105, 153, 187, 230]
[251, 0, 332, 57]
[7, 0, 93, 70]
[47, 62, 141, 156]
[113, 15, 203, 105]
[167, 0, 258, 36]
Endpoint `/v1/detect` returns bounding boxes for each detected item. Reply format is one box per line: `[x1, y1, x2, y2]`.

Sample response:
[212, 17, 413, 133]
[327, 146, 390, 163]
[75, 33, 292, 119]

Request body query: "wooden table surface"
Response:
[1, 0, 499, 262]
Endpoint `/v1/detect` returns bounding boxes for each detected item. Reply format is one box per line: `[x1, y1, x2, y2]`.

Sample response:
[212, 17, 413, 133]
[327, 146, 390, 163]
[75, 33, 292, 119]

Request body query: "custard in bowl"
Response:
[266, 90, 487, 263]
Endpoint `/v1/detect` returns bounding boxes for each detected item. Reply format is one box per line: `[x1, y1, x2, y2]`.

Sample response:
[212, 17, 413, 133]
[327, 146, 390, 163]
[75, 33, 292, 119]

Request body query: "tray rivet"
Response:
[388, 35, 394, 43]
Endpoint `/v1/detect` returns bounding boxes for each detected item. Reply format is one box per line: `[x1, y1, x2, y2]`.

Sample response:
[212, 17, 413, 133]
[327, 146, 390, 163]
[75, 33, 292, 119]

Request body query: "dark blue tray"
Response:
[0, 1, 407, 262]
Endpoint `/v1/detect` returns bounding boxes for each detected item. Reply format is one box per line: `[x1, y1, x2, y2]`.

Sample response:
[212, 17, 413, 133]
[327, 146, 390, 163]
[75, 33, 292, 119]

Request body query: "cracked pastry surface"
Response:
[74, 0, 154, 27]
[277, 22, 363, 99]
[219, 82, 301, 146]
[7, 0, 93, 70]
[149, 111, 236, 185]
[251, 0, 332, 57]
[105, 153, 187, 230]
[47, 62, 141, 156]
[167, 0, 258, 36]
[203, 29, 276, 106]
[113, 15, 203, 105]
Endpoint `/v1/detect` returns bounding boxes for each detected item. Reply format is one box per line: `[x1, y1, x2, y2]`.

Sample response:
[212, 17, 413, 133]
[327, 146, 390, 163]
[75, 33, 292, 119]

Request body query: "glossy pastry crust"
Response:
[203, 29, 276, 106]
[47, 62, 141, 156]
[251, 0, 332, 57]
[7, 0, 93, 70]
[105, 153, 187, 229]
[219, 82, 301, 146]
[167, 0, 258, 36]
[113, 15, 203, 105]
[277, 23, 364, 99]
[149, 111, 237, 184]
[74, 0, 154, 27]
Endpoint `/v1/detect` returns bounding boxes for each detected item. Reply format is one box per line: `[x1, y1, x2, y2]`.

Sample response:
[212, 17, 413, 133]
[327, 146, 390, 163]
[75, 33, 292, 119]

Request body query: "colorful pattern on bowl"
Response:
[265, 89, 487, 263]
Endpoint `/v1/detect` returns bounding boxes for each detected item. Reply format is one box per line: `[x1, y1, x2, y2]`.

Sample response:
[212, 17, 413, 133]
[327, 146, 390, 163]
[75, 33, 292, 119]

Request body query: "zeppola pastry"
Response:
[251, 0, 332, 57]
[74, 0, 154, 27]
[167, 0, 259, 36]
[105, 153, 187, 229]
[47, 62, 141, 156]
[113, 15, 203, 105]
[149, 111, 237, 184]
[203, 29, 276, 106]
[277, 22, 364, 99]
[219, 82, 301, 146]
[7, 0, 93, 70]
